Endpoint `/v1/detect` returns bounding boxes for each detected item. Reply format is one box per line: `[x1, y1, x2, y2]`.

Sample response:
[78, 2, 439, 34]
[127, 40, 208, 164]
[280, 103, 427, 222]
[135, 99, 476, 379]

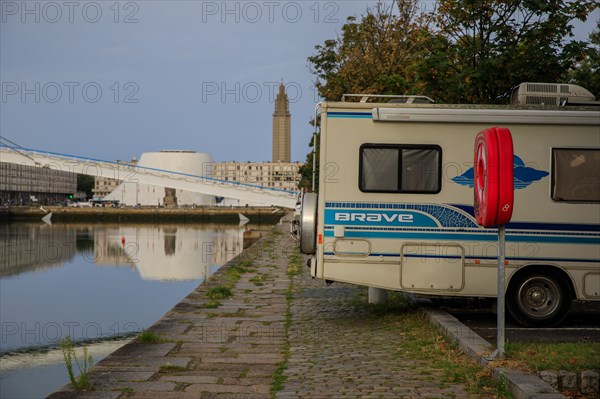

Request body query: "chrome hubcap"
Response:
[517, 276, 560, 318]
[527, 287, 546, 306]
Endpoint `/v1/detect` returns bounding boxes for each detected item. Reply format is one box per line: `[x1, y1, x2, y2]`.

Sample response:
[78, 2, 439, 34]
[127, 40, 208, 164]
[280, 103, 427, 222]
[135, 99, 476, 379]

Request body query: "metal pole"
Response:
[311, 130, 316, 192]
[494, 225, 506, 358]
[311, 103, 321, 192]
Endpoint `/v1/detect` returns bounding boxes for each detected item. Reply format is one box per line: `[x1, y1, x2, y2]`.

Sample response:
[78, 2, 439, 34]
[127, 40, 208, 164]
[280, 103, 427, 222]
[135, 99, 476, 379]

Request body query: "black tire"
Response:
[506, 271, 572, 327]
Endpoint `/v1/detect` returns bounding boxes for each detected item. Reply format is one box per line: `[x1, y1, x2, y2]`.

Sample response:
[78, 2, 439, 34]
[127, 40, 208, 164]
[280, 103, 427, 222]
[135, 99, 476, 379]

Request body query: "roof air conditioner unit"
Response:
[511, 82, 597, 106]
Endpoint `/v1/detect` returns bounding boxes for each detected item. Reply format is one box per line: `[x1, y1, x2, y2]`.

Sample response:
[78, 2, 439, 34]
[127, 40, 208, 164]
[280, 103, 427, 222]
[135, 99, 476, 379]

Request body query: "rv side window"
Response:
[552, 148, 600, 202]
[359, 144, 441, 193]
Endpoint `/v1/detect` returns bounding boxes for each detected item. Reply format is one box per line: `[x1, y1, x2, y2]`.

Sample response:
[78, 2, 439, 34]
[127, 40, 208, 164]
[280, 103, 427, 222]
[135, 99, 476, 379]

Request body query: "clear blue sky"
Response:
[1, 1, 598, 163]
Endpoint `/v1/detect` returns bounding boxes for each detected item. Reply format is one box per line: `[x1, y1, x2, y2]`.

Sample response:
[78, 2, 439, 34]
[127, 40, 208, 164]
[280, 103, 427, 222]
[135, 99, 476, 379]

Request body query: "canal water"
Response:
[0, 222, 252, 399]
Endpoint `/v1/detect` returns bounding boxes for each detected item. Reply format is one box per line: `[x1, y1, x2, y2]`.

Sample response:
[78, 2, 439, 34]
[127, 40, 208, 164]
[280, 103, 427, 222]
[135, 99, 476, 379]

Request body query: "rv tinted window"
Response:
[360, 145, 441, 193]
[552, 148, 600, 202]
[361, 148, 399, 191]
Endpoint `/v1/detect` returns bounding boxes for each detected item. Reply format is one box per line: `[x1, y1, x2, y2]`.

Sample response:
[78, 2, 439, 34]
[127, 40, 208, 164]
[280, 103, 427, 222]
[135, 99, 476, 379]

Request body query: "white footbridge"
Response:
[0, 145, 298, 209]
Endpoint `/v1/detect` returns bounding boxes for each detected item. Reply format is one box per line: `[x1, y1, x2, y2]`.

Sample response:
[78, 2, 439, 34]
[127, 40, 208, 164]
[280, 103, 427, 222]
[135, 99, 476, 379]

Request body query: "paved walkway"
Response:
[48, 223, 483, 399]
[279, 271, 480, 399]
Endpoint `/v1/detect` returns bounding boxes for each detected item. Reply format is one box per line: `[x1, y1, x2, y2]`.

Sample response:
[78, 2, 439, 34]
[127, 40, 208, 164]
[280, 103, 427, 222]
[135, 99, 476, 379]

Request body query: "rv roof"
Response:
[341, 94, 434, 104]
[325, 101, 600, 112]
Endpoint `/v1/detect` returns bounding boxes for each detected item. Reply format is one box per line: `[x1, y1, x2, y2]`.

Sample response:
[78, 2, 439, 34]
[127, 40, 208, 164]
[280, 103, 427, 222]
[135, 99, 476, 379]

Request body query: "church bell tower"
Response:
[272, 83, 291, 162]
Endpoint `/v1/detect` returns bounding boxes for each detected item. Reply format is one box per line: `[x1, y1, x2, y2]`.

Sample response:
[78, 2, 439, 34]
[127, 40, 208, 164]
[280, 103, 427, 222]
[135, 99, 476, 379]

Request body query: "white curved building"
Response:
[106, 151, 216, 206]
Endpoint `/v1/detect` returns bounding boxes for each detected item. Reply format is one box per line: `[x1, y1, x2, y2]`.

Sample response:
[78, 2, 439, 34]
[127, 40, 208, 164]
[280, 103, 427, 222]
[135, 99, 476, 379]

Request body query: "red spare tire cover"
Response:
[474, 127, 514, 227]
[495, 127, 514, 225]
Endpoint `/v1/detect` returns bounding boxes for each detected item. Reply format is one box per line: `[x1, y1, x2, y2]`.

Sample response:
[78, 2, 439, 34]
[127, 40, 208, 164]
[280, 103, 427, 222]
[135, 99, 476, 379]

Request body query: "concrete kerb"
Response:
[424, 306, 568, 399]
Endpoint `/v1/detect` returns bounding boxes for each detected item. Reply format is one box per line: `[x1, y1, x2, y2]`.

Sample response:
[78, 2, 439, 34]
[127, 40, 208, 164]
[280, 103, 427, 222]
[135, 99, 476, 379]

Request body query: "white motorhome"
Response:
[298, 84, 600, 327]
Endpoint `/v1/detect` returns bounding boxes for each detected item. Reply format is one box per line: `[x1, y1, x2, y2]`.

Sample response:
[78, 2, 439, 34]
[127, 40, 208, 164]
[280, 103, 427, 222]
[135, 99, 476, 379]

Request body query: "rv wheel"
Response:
[506, 272, 571, 327]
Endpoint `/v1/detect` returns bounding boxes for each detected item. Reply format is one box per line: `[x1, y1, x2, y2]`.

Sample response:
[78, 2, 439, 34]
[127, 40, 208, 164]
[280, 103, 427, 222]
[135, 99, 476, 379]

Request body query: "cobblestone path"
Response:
[278, 269, 481, 398]
[48, 223, 483, 399]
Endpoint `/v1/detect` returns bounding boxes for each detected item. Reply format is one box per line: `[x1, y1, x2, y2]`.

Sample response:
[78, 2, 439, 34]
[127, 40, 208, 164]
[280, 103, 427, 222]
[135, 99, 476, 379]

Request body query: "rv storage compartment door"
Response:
[334, 239, 371, 257]
[583, 273, 600, 298]
[400, 243, 465, 291]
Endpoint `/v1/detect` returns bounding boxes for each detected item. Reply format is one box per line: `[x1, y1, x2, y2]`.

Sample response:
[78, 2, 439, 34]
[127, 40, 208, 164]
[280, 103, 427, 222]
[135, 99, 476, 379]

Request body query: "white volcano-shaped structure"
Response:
[106, 150, 215, 206]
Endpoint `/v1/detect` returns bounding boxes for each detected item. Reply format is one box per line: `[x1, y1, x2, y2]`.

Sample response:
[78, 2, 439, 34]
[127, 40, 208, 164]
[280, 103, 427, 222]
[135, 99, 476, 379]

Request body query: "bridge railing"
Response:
[0, 144, 298, 198]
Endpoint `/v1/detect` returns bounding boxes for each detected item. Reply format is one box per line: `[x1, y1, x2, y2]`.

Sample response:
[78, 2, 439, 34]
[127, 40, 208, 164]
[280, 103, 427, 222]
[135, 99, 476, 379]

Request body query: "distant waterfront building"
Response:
[92, 158, 138, 198]
[211, 161, 302, 192]
[213, 83, 301, 198]
[93, 176, 122, 198]
[272, 83, 291, 162]
[0, 162, 77, 205]
[92, 84, 300, 205]
[105, 151, 215, 207]
[95, 158, 301, 207]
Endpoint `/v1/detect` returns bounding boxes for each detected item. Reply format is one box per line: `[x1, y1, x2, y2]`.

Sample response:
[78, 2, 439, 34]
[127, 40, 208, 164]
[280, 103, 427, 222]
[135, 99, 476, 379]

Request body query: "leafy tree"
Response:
[308, 0, 596, 104]
[77, 174, 94, 199]
[308, 1, 430, 101]
[421, 0, 597, 103]
[563, 19, 600, 98]
[298, 120, 319, 191]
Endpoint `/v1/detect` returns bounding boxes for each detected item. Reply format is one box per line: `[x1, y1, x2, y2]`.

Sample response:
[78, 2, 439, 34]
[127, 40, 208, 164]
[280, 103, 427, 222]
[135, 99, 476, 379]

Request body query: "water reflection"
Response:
[0, 224, 77, 277]
[0, 223, 244, 281]
[93, 225, 243, 280]
[1, 222, 249, 353]
[1, 221, 252, 398]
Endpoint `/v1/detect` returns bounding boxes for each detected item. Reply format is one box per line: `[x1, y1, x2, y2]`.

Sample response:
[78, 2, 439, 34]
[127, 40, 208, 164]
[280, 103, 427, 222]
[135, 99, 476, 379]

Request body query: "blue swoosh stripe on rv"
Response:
[323, 225, 599, 238]
[323, 252, 600, 263]
[448, 204, 600, 232]
[324, 203, 600, 233]
[322, 230, 600, 245]
[327, 112, 372, 118]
